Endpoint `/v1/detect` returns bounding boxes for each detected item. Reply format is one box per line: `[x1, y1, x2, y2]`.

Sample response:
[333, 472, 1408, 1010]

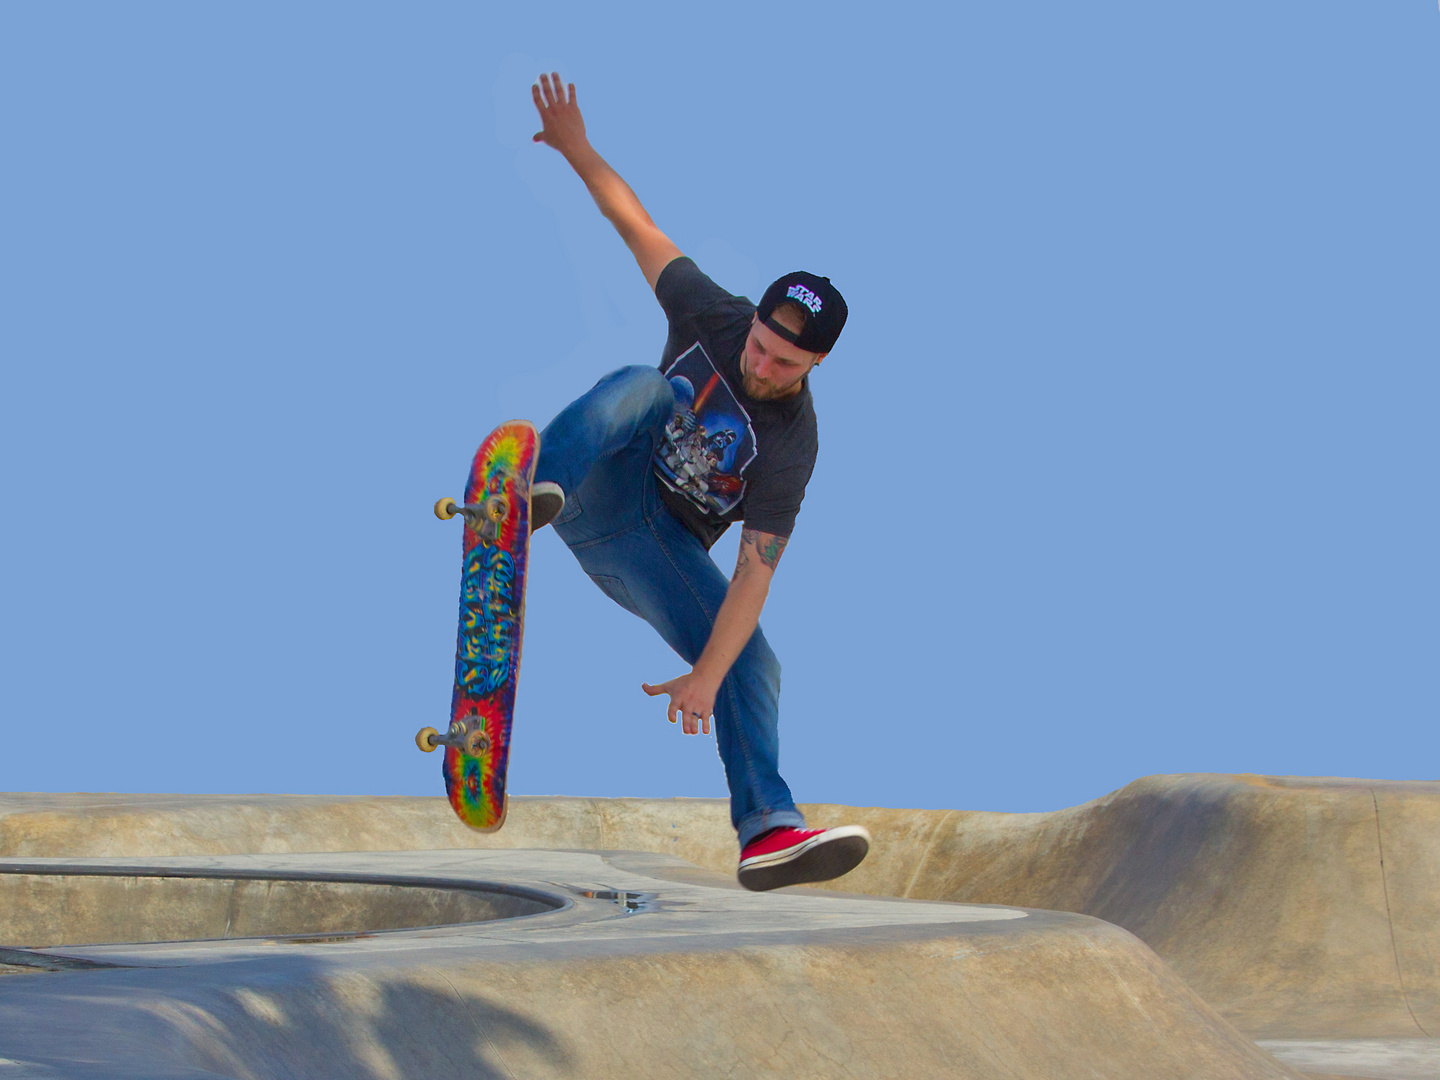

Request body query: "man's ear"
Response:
[813, 353, 828, 367]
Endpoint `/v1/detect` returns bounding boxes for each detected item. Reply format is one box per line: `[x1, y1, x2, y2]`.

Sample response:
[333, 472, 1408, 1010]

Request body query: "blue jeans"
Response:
[536, 365, 806, 848]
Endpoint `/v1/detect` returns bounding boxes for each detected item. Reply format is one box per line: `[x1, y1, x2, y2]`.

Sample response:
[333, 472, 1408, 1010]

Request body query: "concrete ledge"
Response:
[0, 850, 1299, 1080]
[0, 865, 558, 947]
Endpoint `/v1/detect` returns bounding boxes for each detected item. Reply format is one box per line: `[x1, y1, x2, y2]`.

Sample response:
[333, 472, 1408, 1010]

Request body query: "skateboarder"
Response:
[526, 73, 870, 892]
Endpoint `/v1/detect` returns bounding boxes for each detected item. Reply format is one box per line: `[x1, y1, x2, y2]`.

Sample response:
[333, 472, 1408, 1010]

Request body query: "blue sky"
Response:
[1, 3, 1435, 813]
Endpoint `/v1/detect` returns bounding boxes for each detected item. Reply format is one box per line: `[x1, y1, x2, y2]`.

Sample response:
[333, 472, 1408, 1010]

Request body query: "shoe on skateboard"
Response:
[530, 481, 565, 529]
[415, 420, 539, 832]
[737, 825, 872, 892]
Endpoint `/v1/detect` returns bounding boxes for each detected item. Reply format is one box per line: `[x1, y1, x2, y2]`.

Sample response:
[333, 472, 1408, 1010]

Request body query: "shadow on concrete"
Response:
[0, 953, 571, 1080]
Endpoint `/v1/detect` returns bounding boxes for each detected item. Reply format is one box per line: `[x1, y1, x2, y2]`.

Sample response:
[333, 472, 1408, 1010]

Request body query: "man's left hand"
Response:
[641, 672, 719, 735]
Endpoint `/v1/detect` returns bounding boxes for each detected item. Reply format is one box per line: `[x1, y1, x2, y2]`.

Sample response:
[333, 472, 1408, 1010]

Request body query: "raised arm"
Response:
[531, 72, 682, 291]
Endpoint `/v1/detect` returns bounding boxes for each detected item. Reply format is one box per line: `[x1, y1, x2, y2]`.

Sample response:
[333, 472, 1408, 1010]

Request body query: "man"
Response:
[526, 72, 869, 891]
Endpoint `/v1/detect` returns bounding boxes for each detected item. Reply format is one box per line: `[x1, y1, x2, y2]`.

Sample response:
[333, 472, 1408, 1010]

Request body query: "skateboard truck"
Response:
[415, 718, 491, 756]
[434, 470, 529, 542]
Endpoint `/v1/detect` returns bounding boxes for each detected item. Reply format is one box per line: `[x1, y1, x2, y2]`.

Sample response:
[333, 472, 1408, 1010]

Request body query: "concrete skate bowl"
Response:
[1, 775, 1435, 1046]
[0, 867, 560, 948]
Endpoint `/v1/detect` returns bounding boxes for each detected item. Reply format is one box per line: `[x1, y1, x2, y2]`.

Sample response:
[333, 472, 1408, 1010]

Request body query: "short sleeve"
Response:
[655, 257, 737, 324]
[741, 457, 816, 539]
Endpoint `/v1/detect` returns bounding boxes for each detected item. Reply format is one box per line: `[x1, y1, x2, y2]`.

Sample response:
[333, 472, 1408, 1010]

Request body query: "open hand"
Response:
[531, 71, 588, 157]
[641, 672, 718, 736]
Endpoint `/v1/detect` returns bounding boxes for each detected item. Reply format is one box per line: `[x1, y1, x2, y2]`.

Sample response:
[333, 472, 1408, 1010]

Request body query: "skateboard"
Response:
[415, 419, 539, 831]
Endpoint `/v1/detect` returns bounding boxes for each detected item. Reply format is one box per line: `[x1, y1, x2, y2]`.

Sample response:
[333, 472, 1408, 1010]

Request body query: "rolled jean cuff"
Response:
[736, 808, 807, 850]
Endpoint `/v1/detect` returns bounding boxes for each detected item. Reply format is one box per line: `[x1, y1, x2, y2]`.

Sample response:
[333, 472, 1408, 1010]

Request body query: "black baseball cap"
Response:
[756, 271, 848, 355]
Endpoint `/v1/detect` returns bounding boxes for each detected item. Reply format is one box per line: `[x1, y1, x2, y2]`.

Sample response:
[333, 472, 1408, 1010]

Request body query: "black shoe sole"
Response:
[737, 833, 870, 893]
[531, 491, 564, 530]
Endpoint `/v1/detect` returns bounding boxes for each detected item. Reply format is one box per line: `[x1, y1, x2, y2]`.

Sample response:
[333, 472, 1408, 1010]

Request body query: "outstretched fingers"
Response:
[532, 72, 579, 143]
[641, 679, 710, 734]
[536, 71, 567, 109]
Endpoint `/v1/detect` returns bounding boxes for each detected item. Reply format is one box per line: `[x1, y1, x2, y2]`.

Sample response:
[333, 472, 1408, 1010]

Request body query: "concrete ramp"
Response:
[843, 774, 1439, 1041]
[0, 850, 1298, 1080]
[3, 774, 1436, 1074]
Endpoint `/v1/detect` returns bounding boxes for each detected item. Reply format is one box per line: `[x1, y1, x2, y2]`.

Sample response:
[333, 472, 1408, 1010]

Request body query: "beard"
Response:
[740, 351, 804, 401]
[742, 371, 778, 400]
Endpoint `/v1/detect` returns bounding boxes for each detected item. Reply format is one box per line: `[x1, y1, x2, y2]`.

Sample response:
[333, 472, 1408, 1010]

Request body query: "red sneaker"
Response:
[737, 825, 872, 892]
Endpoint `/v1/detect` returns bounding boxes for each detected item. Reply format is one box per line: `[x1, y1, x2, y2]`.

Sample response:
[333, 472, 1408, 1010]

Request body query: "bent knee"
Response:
[607, 365, 675, 426]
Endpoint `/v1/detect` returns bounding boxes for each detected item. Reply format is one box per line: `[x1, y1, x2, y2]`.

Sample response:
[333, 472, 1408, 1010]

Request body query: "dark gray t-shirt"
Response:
[652, 257, 819, 550]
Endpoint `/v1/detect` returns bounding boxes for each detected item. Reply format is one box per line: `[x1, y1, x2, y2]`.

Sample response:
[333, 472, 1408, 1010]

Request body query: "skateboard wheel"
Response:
[434, 498, 457, 521]
[415, 727, 440, 753]
[463, 729, 490, 756]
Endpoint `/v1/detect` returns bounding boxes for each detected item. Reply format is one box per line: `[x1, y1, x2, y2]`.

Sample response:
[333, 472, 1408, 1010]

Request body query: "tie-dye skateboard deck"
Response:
[415, 420, 538, 832]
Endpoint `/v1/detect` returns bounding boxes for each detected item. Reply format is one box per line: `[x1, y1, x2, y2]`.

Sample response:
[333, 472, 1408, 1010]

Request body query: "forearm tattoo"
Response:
[738, 527, 788, 573]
